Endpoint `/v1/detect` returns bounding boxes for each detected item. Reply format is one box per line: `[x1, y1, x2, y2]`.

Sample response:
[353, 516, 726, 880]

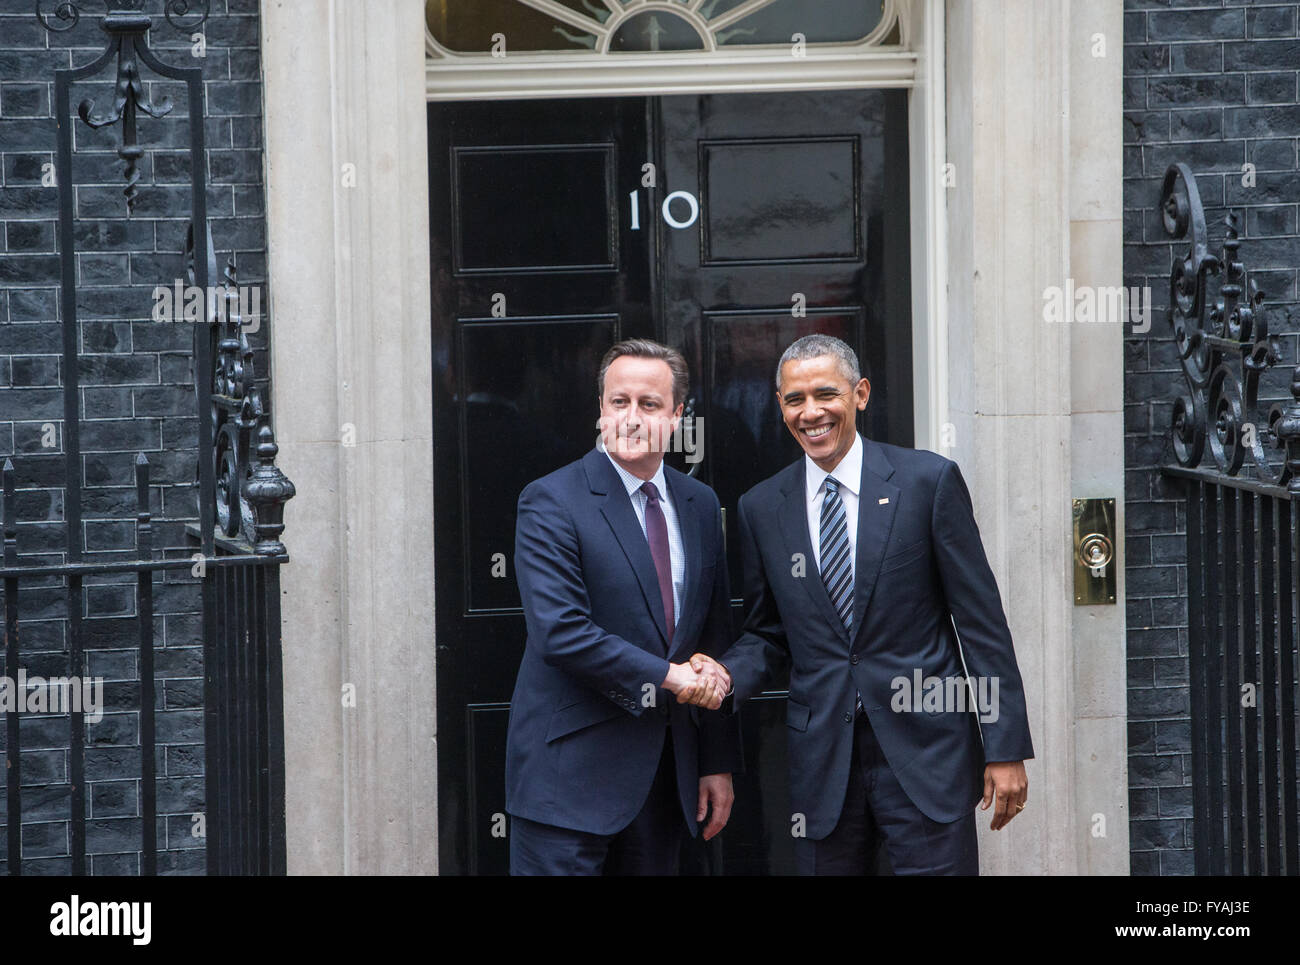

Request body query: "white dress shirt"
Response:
[805, 431, 863, 581]
[606, 453, 686, 627]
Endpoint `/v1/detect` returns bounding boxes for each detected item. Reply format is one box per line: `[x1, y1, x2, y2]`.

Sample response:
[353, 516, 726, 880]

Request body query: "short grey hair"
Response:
[775, 334, 861, 392]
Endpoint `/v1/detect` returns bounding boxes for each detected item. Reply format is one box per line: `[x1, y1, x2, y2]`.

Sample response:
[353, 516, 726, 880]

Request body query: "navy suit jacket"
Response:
[721, 436, 1034, 837]
[505, 448, 743, 837]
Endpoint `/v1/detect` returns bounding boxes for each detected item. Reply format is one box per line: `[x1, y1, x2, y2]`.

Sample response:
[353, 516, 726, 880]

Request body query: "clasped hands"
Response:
[662, 654, 731, 710]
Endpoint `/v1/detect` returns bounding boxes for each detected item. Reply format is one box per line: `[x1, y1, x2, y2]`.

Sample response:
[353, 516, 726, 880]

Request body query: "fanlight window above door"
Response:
[426, 0, 904, 56]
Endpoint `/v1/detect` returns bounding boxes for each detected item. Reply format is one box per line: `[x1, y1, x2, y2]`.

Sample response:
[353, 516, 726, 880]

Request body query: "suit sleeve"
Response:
[932, 459, 1035, 762]
[717, 494, 791, 705]
[697, 497, 744, 776]
[514, 480, 671, 714]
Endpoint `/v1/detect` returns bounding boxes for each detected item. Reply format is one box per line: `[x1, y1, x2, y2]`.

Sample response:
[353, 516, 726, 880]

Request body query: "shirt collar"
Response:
[605, 451, 670, 503]
[805, 431, 863, 502]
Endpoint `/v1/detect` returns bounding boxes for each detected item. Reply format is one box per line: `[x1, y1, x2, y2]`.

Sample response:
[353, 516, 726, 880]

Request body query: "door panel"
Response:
[700, 137, 861, 263]
[657, 89, 911, 874]
[453, 146, 617, 272]
[458, 315, 619, 616]
[430, 98, 652, 876]
[430, 90, 911, 875]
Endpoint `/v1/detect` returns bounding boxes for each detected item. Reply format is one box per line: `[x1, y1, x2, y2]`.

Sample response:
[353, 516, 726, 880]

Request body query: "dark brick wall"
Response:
[1124, 0, 1300, 875]
[0, 0, 268, 873]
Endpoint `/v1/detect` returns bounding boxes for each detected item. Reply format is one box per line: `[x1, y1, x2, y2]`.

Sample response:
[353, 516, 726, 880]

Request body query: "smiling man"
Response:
[704, 333, 1034, 875]
[505, 338, 740, 875]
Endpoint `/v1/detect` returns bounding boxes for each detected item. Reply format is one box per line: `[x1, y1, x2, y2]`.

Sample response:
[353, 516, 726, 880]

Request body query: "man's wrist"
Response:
[663, 661, 694, 694]
[662, 663, 679, 692]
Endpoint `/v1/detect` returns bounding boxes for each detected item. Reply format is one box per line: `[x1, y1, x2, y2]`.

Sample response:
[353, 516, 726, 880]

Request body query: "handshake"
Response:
[662, 654, 732, 710]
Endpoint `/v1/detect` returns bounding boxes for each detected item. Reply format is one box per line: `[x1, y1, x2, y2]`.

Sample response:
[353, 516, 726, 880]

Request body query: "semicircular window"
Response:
[427, 1, 893, 55]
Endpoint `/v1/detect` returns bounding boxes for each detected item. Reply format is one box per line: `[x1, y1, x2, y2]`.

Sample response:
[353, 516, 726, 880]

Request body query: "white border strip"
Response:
[423, 48, 918, 100]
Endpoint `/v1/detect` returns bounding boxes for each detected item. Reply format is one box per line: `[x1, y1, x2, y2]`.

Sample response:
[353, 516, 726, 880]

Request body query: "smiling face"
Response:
[777, 354, 870, 472]
[598, 355, 683, 480]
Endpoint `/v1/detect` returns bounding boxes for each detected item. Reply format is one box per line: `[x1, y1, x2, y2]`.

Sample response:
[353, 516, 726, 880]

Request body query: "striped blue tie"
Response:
[820, 477, 853, 631]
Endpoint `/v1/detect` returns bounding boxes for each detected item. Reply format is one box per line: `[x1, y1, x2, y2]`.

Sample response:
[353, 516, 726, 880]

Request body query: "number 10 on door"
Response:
[629, 189, 700, 230]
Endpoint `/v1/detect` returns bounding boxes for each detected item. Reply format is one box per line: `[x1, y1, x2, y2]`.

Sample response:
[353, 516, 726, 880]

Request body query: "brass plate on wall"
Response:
[1073, 498, 1116, 606]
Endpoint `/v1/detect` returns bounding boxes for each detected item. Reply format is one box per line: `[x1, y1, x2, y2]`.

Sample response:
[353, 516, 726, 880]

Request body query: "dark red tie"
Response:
[640, 481, 674, 645]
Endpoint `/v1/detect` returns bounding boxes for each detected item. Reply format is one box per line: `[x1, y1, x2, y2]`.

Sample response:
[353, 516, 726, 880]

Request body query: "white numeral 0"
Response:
[661, 190, 699, 229]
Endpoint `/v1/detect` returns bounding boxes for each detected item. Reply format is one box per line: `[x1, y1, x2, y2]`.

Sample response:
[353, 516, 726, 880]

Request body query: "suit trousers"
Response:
[794, 711, 979, 876]
[510, 728, 685, 876]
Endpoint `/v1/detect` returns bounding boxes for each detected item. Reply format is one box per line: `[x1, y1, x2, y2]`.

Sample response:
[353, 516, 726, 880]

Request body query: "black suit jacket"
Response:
[505, 448, 743, 837]
[721, 436, 1033, 837]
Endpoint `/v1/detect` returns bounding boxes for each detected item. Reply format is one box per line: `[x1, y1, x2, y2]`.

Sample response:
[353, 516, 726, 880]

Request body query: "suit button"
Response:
[850, 654, 859, 665]
[843, 711, 852, 723]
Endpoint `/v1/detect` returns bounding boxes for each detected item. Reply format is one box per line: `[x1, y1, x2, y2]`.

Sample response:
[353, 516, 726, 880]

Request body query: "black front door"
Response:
[429, 89, 911, 875]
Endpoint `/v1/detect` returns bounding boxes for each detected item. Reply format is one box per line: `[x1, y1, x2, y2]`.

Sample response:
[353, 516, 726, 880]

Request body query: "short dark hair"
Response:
[598, 339, 689, 408]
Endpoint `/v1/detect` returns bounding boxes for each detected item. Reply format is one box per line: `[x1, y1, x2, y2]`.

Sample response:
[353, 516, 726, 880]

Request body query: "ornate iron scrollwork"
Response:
[36, 0, 211, 32]
[1161, 163, 1293, 486]
[37, 0, 212, 212]
[184, 227, 293, 554]
[78, 47, 172, 213]
[162, 0, 210, 32]
[40, 0, 292, 555]
[34, 0, 93, 31]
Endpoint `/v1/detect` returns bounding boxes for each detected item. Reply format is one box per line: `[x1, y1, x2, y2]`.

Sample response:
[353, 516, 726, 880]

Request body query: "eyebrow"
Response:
[610, 391, 665, 402]
[782, 385, 841, 403]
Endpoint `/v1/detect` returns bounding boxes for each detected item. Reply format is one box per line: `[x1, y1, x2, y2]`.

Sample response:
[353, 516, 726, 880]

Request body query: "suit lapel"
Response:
[663, 468, 700, 661]
[778, 465, 851, 645]
[852, 437, 901, 635]
[586, 449, 669, 651]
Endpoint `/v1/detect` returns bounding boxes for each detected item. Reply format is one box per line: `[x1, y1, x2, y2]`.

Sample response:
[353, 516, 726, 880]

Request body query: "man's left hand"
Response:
[697, 773, 734, 841]
[980, 761, 1028, 830]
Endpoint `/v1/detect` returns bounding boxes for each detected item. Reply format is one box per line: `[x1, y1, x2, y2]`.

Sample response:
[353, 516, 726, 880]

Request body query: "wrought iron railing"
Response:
[1159, 163, 1300, 875]
[0, 1, 293, 875]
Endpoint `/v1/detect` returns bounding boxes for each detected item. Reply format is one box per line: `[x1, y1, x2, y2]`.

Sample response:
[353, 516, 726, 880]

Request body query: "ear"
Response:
[855, 378, 871, 410]
[670, 401, 684, 431]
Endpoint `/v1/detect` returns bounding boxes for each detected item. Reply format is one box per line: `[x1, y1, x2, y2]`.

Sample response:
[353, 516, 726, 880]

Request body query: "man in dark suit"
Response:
[702, 334, 1033, 875]
[506, 338, 741, 875]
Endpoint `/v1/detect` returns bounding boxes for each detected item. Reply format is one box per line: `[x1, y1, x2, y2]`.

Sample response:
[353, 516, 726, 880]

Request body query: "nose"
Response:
[798, 398, 823, 423]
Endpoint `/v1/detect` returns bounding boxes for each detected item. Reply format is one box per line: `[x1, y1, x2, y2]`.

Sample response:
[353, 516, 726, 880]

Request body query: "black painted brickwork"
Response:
[0, 0, 269, 873]
[1124, 0, 1300, 875]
